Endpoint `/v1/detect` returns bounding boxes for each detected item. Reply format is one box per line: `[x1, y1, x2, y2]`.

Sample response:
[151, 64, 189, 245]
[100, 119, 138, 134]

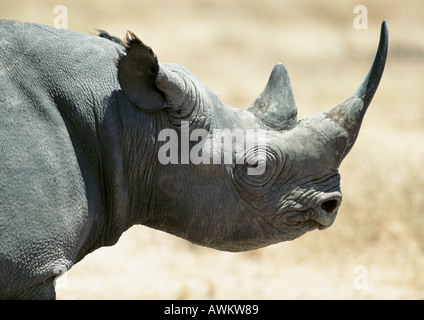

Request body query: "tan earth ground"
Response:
[1, 0, 423, 299]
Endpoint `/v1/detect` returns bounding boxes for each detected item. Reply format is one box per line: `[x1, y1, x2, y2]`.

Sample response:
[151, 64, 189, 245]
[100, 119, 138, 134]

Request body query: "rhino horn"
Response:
[248, 63, 298, 130]
[325, 21, 388, 162]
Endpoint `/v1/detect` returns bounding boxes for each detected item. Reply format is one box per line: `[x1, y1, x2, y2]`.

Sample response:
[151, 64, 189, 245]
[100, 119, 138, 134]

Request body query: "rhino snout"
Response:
[311, 193, 342, 230]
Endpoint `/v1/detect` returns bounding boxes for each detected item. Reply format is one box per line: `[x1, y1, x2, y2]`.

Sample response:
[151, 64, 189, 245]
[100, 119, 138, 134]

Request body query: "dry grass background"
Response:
[1, 0, 423, 299]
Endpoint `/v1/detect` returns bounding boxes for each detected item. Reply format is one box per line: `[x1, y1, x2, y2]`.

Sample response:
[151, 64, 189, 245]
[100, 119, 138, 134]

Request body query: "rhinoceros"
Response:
[0, 19, 388, 299]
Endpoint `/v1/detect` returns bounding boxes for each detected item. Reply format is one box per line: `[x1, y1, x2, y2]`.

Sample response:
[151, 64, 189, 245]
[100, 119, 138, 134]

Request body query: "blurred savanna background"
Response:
[1, 0, 423, 299]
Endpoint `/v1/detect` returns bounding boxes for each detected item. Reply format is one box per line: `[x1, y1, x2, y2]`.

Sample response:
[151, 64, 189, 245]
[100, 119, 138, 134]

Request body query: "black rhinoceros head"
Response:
[116, 22, 388, 251]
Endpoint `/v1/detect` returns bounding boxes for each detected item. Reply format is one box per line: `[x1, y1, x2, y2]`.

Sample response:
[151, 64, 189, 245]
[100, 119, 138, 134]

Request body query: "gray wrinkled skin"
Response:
[0, 19, 388, 299]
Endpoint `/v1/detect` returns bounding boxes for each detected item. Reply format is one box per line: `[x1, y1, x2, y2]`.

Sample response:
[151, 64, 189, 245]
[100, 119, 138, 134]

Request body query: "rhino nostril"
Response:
[321, 199, 339, 214]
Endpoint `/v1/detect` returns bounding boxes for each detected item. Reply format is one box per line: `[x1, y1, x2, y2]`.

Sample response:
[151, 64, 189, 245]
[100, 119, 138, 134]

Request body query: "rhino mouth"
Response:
[316, 219, 336, 230]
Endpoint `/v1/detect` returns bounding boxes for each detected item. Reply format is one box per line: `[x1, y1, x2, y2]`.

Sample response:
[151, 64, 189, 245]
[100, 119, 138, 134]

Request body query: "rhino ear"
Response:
[248, 63, 298, 130]
[117, 32, 166, 112]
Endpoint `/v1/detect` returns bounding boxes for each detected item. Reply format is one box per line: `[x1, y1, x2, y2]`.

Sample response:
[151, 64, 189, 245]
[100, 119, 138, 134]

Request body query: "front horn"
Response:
[325, 21, 389, 161]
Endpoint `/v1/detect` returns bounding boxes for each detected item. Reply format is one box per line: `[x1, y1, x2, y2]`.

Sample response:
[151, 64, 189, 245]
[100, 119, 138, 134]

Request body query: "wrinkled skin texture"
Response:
[0, 20, 388, 299]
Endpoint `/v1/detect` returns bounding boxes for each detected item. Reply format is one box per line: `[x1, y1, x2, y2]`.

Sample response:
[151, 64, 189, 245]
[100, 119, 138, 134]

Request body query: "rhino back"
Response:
[0, 20, 121, 298]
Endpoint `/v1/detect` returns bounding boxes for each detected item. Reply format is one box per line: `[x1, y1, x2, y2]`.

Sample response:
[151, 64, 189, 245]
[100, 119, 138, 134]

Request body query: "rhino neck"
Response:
[91, 92, 170, 247]
[63, 90, 168, 258]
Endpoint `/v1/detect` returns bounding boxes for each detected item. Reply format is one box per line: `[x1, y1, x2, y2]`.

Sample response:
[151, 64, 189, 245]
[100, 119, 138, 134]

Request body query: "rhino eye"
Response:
[233, 147, 284, 196]
[245, 157, 267, 175]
